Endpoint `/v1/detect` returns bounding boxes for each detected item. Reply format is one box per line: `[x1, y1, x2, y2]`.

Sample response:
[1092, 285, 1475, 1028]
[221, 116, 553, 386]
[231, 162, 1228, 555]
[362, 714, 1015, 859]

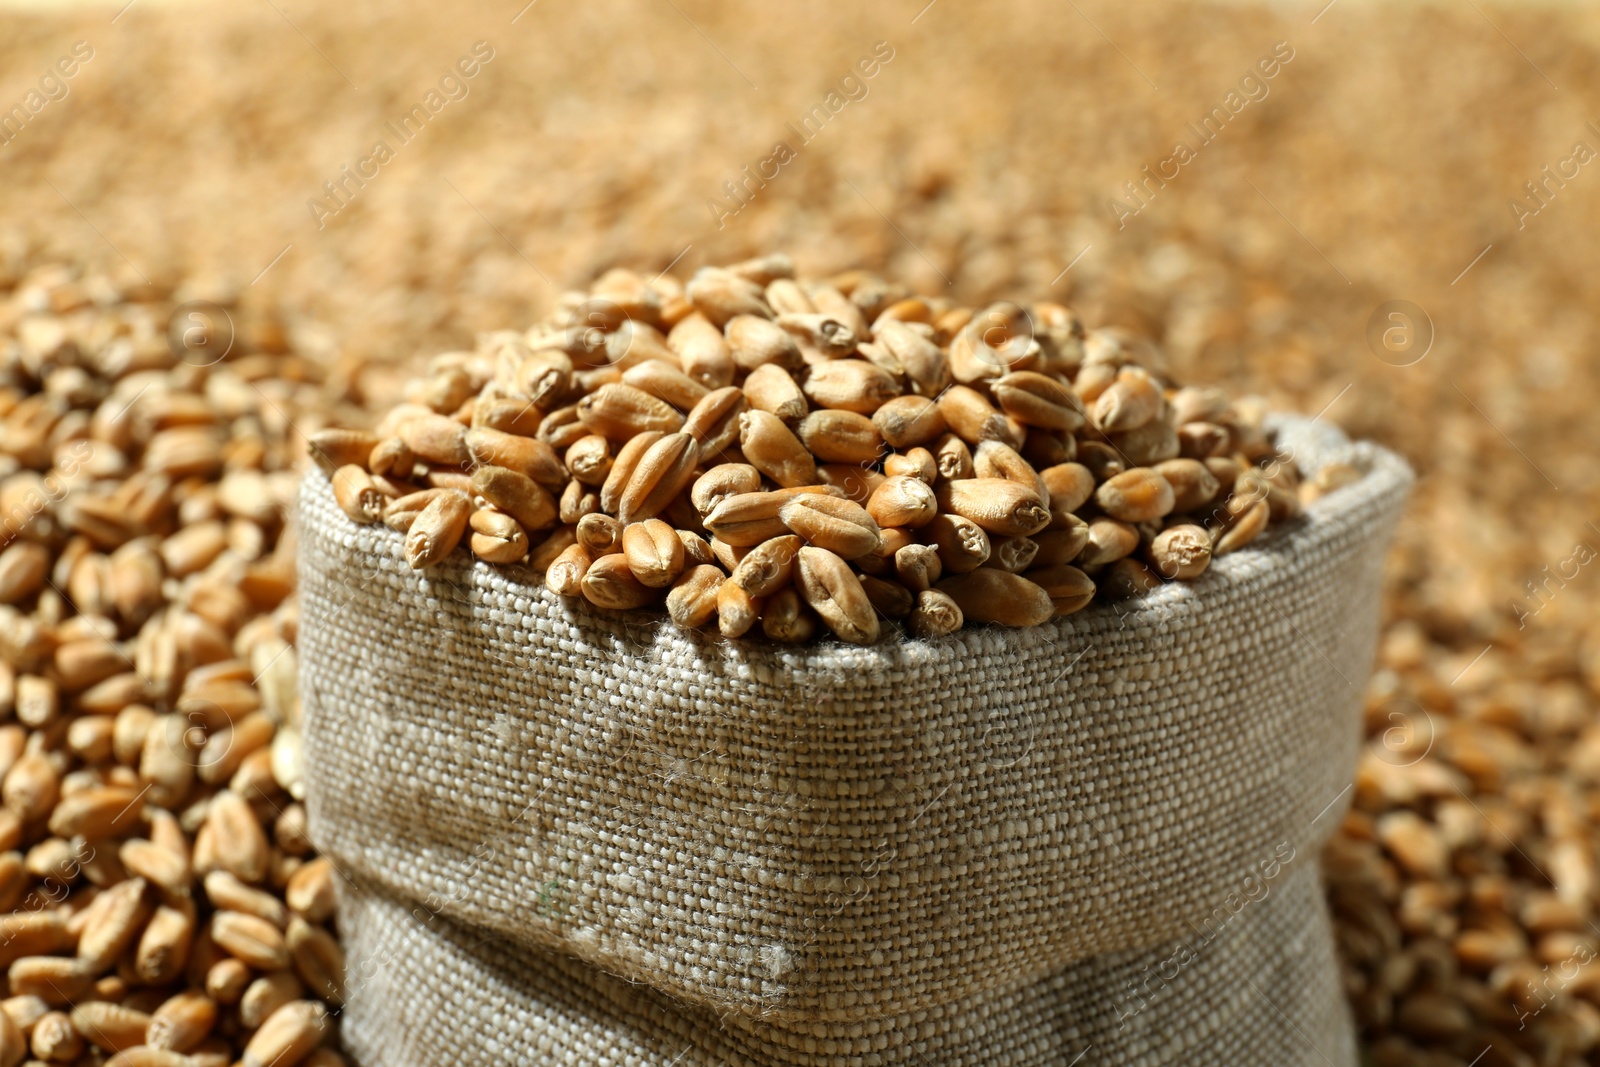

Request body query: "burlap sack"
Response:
[298, 417, 1409, 1057]
[335, 857, 1356, 1066]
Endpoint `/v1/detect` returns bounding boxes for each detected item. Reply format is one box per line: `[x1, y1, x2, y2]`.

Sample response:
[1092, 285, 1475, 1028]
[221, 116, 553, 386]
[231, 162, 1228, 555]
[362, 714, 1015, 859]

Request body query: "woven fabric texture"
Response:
[338, 859, 1356, 1066]
[299, 417, 1409, 1028]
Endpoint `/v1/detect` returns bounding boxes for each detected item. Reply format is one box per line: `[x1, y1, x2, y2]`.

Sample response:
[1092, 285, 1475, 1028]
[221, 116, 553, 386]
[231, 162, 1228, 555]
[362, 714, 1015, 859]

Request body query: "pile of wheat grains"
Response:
[315, 255, 1333, 645]
[0, 263, 359, 1067]
[1329, 617, 1600, 1067]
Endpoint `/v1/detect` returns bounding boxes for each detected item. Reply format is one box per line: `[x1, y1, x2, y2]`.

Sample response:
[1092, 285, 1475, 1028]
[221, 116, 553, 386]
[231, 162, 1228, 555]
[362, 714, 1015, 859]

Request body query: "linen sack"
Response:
[334, 856, 1355, 1066]
[298, 417, 1409, 1056]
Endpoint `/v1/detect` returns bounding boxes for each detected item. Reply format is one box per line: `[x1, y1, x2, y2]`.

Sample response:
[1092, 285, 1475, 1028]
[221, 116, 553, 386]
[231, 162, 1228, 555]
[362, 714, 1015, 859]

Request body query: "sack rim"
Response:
[297, 415, 1413, 663]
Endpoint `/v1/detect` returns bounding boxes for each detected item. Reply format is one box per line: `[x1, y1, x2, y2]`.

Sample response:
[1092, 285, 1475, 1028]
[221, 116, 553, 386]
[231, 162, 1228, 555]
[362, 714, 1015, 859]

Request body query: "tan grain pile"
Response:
[1328, 620, 1600, 1067]
[0, 263, 356, 1066]
[315, 255, 1327, 643]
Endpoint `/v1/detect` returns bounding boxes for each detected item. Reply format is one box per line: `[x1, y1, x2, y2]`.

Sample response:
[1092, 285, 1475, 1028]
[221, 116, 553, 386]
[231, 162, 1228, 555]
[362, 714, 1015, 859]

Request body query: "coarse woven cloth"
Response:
[298, 416, 1410, 1032]
[336, 857, 1355, 1066]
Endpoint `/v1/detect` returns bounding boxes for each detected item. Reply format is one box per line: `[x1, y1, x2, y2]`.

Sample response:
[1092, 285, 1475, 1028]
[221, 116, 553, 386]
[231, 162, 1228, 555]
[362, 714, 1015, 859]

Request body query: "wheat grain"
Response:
[795, 547, 879, 645]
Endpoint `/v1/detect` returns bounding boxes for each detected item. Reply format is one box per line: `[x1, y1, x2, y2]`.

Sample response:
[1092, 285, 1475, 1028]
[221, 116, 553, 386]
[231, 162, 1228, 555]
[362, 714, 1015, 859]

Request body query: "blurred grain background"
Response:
[4, 1, 1600, 1060]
